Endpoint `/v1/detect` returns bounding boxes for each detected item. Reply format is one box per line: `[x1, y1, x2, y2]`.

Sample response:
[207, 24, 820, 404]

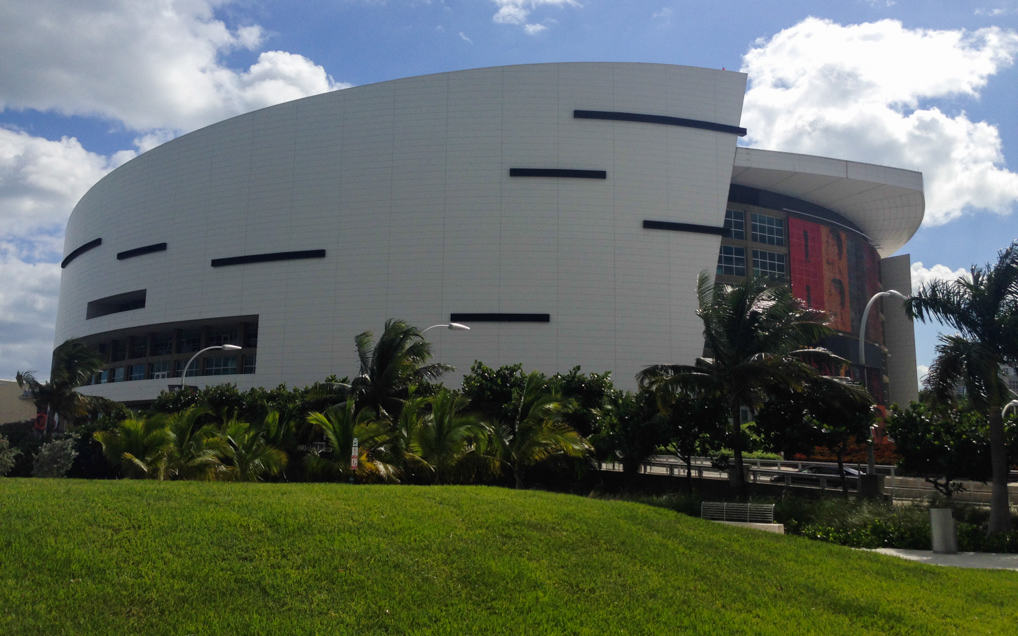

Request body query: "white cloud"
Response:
[491, 0, 579, 33]
[0, 245, 61, 380]
[0, 128, 114, 242]
[0, 0, 347, 132]
[917, 364, 929, 384]
[652, 7, 673, 23]
[458, 31, 473, 44]
[910, 261, 970, 294]
[741, 18, 1018, 226]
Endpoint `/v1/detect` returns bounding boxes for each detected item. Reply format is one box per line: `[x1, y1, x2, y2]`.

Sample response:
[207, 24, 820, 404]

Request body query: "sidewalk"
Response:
[872, 548, 1018, 571]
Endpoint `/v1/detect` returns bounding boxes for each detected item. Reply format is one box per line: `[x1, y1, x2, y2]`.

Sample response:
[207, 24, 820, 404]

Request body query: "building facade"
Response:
[54, 63, 923, 404]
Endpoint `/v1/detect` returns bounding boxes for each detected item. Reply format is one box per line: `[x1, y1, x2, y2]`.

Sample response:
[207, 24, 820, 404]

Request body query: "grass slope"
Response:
[1, 480, 1016, 634]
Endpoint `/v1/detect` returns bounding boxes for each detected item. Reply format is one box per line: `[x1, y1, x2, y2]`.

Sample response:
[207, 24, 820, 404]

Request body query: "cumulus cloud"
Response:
[0, 244, 61, 380]
[0, 0, 347, 132]
[0, 128, 114, 243]
[910, 261, 970, 294]
[741, 18, 1018, 226]
[492, 0, 579, 33]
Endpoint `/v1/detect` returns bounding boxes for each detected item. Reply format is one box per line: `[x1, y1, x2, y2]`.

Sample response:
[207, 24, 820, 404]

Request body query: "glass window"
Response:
[242, 354, 256, 374]
[151, 360, 170, 379]
[179, 359, 202, 379]
[113, 367, 125, 383]
[717, 245, 746, 277]
[207, 327, 238, 347]
[129, 364, 146, 381]
[179, 330, 201, 353]
[128, 337, 147, 359]
[243, 323, 258, 348]
[752, 249, 786, 280]
[722, 210, 745, 240]
[100, 369, 111, 384]
[206, 356, 238, 376]
[151, 332, 173, 356]
[751, 213, 785, 246]
[110, 340, 125, 362]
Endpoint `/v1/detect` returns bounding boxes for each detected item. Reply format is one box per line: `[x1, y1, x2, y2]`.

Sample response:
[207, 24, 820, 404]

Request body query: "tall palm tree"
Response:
[906, 241, 1018, 534]
[350, 319, 453, 420]
[17, 339, 104, 433]
[638, 272, 840, 495]
[413, 389, 489, 483]
[93, 416, 174, 479]
[490, 372, 591, 489]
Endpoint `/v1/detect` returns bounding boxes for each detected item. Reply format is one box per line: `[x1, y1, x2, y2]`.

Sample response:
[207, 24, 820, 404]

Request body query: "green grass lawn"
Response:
[1, 480, 1016, 634]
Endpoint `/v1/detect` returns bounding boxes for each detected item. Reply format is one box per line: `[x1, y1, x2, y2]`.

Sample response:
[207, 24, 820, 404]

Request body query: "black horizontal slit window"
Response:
[211, 249, 326, 267]
[643, 220, 725, 236]
[117, 242, 167, 260]
[450, 313, 550, 323]
[574, 110, 747, 137]
[61, 238, 102, 269]
[509, 168, 606, 179]
[86, 290, 146, 319]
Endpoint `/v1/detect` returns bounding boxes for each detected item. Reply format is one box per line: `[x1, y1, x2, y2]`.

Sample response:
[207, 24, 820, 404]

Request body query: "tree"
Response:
[886, 402, 994, 498]
[638, 272, 839, 496]
[93, 416, 174, 479]
[17, 339, 104, 434]
[906, 241, 1018, 534]
[306, 398, 397, 482]
[31, 436, 79, 478]
[222, 417, 288, 482]
[489, 372, 591, 488]
[590, 391, 668, 481]
[461, 361, 527, 423]
[652, 386, 726, 491]
[164, 407, 229, 481]
[350, 319, 453, 421]
[412, 389, 489, 483]
[0, 435, 20, 477]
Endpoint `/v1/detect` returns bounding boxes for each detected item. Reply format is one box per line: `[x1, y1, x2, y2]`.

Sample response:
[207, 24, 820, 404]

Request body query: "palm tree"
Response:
[164, 406, 228, 481]
[350, 319, 453, 420]
[17, 339, 104, 433]
[490, 372, 591, 489]
[413, 389, 489, 483]
[306, 398, 397, 482]
[638, 272, 841, 496]
[906, 241, 1018, 534]
[221, 417, 288, 482]
[93, 416, 174, 479]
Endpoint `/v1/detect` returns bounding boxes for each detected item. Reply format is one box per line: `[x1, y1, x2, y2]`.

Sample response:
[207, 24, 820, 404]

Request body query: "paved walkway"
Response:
[872, 548, 1018, 571]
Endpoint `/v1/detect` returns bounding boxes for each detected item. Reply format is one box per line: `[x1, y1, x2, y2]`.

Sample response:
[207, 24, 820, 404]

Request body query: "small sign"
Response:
[350, 437, 359, 471]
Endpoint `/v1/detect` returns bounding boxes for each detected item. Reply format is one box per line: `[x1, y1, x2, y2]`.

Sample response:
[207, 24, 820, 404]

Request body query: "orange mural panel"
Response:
[821, 226, 851, 332]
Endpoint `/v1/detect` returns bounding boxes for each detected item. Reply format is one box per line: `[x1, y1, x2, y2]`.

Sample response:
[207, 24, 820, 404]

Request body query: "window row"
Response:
[90, 355, 256, 385]
[96, 324, 257, 363]
[716, 247, 786, 281]
[722, 210, 786, 246]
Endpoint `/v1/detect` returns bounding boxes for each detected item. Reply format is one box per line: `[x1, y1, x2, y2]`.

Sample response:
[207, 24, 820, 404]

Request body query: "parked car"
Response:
[770, 464, 863, 487]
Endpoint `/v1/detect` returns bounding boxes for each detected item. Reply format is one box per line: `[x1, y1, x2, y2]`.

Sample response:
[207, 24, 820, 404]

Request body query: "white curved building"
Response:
[55, 63, 923, 404]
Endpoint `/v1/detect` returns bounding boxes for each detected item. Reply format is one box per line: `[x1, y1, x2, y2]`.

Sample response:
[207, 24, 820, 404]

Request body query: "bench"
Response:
[700, 501, 775, 523]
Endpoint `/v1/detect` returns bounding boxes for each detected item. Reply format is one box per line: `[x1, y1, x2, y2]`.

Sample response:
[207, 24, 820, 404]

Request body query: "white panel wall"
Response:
[59, 63, 748, 400]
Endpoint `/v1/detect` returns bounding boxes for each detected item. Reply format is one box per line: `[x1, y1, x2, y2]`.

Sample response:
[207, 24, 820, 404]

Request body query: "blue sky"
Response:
[2, 0, 1017, 386]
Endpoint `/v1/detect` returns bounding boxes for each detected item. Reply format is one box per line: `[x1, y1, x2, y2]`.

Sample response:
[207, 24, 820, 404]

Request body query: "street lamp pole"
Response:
[421, 322, 471, 334]
[859, 289, 907, 475]
[177, 344, 242, 391]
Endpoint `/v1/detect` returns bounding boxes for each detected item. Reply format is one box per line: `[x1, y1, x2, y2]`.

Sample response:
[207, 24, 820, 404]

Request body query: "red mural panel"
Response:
[787, 217, 824, 311]
[821, 226, 852, 332]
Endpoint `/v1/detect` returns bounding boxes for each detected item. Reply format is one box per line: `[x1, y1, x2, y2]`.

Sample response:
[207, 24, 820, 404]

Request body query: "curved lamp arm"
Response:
[859, 290, 907, 366]
[421, 322, 471, 334]
[180, 344, 242, 388]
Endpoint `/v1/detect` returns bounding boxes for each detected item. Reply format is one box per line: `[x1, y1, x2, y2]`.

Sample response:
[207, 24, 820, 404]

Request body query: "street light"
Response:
[421, 322, 471, 334]
[177, 344, 242, 391]
[1004, 399, 1018, 419]
[859, 289, 908, 476]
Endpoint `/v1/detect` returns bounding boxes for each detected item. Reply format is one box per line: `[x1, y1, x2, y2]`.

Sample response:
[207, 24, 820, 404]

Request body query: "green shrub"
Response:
[0, 434, 20, 476]
[32, 436, 79, 478]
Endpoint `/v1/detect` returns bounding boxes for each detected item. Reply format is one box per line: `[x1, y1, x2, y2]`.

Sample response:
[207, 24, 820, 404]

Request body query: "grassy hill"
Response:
[1, 480, 1016, 634]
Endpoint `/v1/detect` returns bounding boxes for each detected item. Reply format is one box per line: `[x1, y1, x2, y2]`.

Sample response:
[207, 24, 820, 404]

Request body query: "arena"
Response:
[54, 63, 923, 403]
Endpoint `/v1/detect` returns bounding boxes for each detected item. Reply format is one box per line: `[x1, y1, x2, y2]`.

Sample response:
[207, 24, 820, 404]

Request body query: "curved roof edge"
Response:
[731, 147, 924, 257]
